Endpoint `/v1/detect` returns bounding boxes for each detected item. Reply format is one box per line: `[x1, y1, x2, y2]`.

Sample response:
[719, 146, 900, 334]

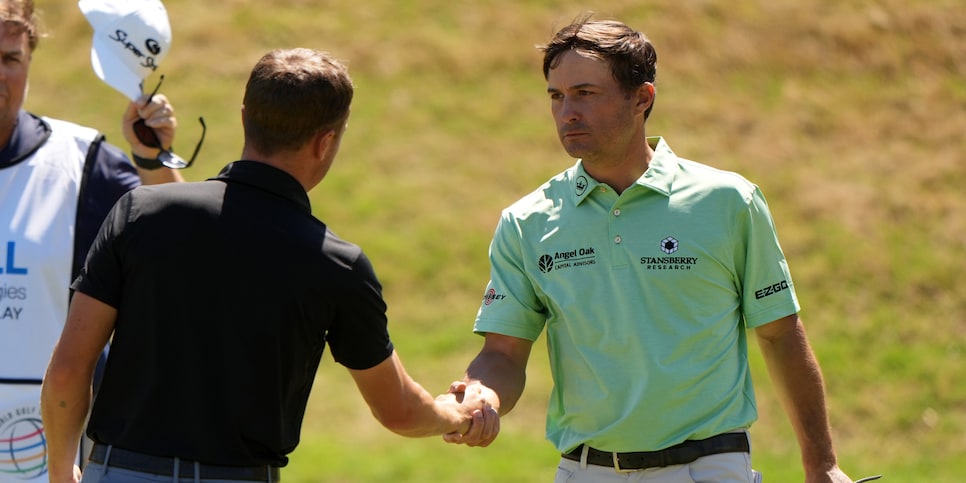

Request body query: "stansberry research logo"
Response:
[0, 407, 47, 480]
[660, 237, 679, 254]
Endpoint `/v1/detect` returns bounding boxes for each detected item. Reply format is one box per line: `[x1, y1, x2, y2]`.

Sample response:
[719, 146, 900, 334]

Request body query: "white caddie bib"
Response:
[0, 118, 99, 481]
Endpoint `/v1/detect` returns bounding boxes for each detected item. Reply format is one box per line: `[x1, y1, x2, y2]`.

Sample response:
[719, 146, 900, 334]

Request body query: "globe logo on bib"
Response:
[0, 416, 47, 480]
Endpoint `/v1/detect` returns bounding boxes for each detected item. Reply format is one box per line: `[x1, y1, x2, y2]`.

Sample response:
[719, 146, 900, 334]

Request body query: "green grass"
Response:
[28, 0, 965, 481]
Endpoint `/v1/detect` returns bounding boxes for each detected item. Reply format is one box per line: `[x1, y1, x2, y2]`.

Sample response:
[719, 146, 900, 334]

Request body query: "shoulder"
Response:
[503, 166, 575, 220]
[41, 115, 135, 182]
[673, 157, 760, 204]
[85, 139, 140, 195]
[321, 228, 369, 271]
[42, 116, 101, 145]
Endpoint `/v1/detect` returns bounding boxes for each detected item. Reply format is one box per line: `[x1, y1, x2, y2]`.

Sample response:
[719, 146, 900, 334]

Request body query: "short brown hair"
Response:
[540, 15, 657, 118]
[242, 48, 354, 154]
[0, 0, 41, 51]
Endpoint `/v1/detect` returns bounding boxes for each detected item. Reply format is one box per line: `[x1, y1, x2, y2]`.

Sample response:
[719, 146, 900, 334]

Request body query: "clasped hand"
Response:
[438, 381, 500, 447]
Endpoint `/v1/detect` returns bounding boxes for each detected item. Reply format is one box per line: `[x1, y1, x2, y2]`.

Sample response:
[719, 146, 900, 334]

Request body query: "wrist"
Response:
[131, 152, 164, 170]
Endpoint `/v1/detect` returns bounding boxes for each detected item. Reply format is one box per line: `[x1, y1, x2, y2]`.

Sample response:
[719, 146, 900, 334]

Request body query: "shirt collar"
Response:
[209, 160, 312, 214]
[571, 136, 676, 205]
[0, 110, 52, 169]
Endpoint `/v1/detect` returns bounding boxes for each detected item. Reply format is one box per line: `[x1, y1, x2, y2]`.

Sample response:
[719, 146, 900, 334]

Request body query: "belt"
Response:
[89, 443, 280, 482]
[562, 432, 750, 472]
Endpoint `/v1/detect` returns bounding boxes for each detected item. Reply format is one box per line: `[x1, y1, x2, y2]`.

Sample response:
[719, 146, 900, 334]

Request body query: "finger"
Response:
[139, 94, 174, 121]
[462, 409, 484, 440]
[448, 380, 467, 393]
[469, 407, 499, 447]
[463, 406, 498, 447]
[442, 431, 463, 444]
[123, 99, 142, 124]
[465, 409, 497, 447]
[481, 406, 501, 446]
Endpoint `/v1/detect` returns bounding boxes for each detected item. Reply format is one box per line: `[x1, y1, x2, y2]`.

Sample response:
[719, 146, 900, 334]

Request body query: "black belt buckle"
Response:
[612, 451, 635, 473]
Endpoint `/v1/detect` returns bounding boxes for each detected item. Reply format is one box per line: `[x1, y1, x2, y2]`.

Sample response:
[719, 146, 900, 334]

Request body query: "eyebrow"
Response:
[0, 46, 25, 57]
[547, 83, 599, 94]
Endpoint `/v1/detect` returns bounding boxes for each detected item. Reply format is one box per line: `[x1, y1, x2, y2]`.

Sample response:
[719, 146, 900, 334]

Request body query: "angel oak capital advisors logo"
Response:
[538, 246, 598, 273]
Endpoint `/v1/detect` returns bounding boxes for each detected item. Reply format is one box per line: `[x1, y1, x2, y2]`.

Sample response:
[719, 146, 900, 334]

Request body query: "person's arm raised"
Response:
[122, 92, 184, 184]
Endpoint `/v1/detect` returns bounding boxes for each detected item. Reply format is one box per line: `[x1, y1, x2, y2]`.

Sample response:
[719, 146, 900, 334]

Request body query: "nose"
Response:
[556, 98, 579, 124]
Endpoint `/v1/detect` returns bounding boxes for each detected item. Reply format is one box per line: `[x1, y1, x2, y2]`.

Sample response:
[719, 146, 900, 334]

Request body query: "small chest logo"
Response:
[660, 237, 679, 254]
[640, 236, 698, 271]
[538, 246, 597, 273]
[575, 176, 589, 196]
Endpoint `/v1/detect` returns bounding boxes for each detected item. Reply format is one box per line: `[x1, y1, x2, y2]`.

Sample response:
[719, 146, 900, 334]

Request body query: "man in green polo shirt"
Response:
[445, 15, 855, 483]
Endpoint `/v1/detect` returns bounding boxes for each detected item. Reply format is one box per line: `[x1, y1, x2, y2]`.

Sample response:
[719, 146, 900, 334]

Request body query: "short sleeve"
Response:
[71, 190, 134, 308]
[325, 252, 395, 370]
[737, 187, 800, 328]
[472, 211, 548, 341]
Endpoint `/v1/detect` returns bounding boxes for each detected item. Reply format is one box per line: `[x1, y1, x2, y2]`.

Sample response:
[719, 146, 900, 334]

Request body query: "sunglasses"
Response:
[133, 75, 206, 169]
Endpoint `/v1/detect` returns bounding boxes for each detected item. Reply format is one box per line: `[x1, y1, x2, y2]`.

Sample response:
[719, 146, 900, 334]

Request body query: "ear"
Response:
[636, 82, 656, 114]
[312, 129, 337, 160]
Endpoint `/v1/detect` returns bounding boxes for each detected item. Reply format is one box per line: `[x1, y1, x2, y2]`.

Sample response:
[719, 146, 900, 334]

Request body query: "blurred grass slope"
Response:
[28, 0, 964, 481]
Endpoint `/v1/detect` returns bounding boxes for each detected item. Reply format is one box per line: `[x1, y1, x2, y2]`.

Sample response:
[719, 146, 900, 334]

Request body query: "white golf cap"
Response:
[78, 0, 172, 101]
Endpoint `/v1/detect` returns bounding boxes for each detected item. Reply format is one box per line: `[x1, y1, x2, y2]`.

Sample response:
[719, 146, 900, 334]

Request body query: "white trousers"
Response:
[554, 450, 760, 483]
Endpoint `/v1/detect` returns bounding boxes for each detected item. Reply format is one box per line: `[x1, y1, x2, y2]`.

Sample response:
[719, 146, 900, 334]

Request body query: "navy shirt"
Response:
[74, 161, 394, 466]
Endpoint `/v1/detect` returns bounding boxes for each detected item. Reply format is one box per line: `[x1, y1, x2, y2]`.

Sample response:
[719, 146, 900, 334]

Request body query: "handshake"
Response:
[435, 381, 501, 447]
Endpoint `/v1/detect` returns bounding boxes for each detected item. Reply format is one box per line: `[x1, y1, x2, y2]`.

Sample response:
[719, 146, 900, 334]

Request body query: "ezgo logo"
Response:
[0, 406, 47, 480]
[755, 280, 790, 300]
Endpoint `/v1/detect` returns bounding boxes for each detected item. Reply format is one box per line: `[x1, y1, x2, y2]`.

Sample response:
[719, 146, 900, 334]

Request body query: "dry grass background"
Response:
[27, 0, 964, 481]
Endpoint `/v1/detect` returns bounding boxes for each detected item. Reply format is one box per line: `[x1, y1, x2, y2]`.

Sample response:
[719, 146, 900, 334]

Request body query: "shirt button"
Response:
[613, 209, 622, 216]
[614, 235, 622, 244]
[599, 187, 607, 193]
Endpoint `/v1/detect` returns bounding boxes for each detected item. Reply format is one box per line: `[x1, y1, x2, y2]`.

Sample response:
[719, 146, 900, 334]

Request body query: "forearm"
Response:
[464, 349, 527, 416]
[383, 381, 468, 438]
[757, 320, 839, 475]
[351, 351, 474, 438]
[40, 369, 92, 481]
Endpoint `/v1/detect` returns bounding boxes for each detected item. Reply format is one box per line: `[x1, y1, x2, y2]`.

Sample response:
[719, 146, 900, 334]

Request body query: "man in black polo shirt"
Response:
[40, 48, 497, 483]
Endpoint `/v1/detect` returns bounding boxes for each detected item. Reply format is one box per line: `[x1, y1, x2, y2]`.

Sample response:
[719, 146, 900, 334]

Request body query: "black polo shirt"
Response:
[72, 160, 394, 467]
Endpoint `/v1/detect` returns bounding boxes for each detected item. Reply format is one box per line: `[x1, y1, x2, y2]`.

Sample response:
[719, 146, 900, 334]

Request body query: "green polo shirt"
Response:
[474, 137, 799, 453]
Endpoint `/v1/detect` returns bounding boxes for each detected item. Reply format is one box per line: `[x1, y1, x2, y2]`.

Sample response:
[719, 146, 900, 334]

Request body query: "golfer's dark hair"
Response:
[0, 0, 42, 51]
[540, 14, 658, 119]
[242, 48, 353, 154]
